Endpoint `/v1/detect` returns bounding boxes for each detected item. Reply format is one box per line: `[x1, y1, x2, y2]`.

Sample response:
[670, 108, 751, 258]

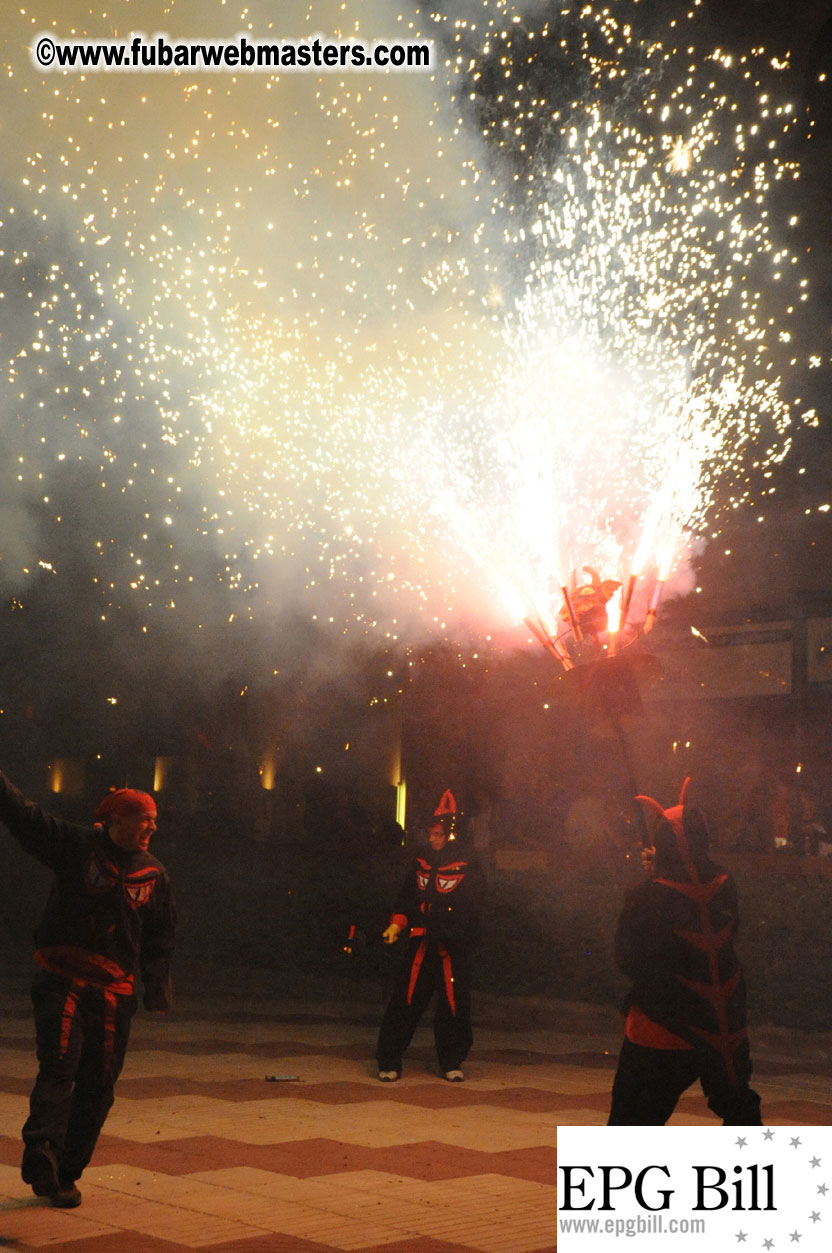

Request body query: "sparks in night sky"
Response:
[0, 0, 826, 647]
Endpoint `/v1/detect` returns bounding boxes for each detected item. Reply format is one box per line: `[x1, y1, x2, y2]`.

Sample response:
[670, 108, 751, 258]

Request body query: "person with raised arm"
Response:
[0, 768, 175, 1206]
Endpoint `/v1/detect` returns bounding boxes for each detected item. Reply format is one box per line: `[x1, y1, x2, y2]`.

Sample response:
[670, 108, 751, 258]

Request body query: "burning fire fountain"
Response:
[523, 561, 668, 674]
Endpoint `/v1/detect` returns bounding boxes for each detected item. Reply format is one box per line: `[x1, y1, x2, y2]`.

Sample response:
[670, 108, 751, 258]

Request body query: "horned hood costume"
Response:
[623, 778, 748, 1073]
[608, 778, 762, 1125]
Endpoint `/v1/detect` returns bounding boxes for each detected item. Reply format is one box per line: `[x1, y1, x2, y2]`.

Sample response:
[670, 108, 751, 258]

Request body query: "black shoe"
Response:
[52, 1181, 82, 1208]
[21, 1142, 60, 1198]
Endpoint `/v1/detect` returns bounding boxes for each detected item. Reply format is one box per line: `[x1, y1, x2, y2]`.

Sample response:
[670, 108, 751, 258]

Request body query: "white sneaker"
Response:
[378, 1070, 400, 1082]
[443, 1069, 464, 1082]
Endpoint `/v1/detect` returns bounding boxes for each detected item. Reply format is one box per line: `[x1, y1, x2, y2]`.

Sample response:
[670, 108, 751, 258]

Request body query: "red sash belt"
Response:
[35, 946, 134, 993]
[406, 935, 456, 1016]
[35, 947, 134, 1072]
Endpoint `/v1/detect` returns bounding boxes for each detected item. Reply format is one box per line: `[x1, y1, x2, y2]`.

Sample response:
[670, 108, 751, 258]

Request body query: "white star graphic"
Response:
[789, 1232, 802, 1243]
[810, 1156, 821, 1168]
[735, 1232, 747, 1243]
[790, 1137, 802, 1149]
[763, 1129, 775, 1141]
[810, 1211, 821, 1223]
[736, 1136, 747, 1148]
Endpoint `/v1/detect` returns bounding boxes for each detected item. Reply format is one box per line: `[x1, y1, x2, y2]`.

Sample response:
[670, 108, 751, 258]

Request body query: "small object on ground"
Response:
[265, 1074, 299, 1082]
[377, 1070, 400, 1082]
[444, 1069, 465, 1082]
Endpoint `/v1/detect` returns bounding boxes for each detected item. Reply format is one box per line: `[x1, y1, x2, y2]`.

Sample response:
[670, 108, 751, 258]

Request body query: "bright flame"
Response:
[396, 779, 407, 831]
[606, 586, 623, 635]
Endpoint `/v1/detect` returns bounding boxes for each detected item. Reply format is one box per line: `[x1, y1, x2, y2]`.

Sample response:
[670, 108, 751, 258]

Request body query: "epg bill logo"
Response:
[561, 1161, 775, 1211]
[558, 1127, 829, 1251]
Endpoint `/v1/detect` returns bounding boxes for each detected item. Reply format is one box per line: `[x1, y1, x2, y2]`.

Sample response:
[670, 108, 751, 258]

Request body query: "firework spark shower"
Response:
[0, 0, 825, 646]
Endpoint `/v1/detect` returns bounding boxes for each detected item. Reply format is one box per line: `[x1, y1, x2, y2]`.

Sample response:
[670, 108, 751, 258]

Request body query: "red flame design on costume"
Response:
[635, 777, 746, 1083]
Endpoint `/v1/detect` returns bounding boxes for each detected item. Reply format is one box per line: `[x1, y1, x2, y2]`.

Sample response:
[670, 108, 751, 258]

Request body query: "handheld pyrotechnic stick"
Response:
[533, 610, 567, 660]
[524, 616, 556, 654]
[618, 573, 637, 634]
[603, 688, 651, 850]
[549, 629, 575, 671]
[555, 646, 574, 670]
[561, 585, 583, 641]
[606, 588, 622, 657]
[524, 616, 574, 670]
[643, 575, 665, 634]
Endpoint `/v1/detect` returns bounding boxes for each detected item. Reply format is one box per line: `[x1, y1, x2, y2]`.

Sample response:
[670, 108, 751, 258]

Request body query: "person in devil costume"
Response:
[375, 795, 485, 1082]
[607, 778, 762, 1125]
[0, 768, 176, 1206]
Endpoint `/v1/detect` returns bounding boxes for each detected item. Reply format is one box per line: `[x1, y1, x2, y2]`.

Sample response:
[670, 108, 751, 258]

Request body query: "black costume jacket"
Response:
[615, 810, 749, 1083]
[0, 770, 175, 1010]
[389, 840, 484, 1009]
[391, 841, 484, 950]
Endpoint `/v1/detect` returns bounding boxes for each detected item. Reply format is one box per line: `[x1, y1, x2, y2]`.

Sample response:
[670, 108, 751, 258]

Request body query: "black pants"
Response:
[608, 1037, 763, 1126]
[22, 971, 136, 1183]
[376, 941, 473, 1073]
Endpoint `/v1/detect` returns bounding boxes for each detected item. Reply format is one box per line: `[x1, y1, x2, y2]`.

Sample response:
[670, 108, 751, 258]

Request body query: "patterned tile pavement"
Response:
[0, 980, 828, 1252]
